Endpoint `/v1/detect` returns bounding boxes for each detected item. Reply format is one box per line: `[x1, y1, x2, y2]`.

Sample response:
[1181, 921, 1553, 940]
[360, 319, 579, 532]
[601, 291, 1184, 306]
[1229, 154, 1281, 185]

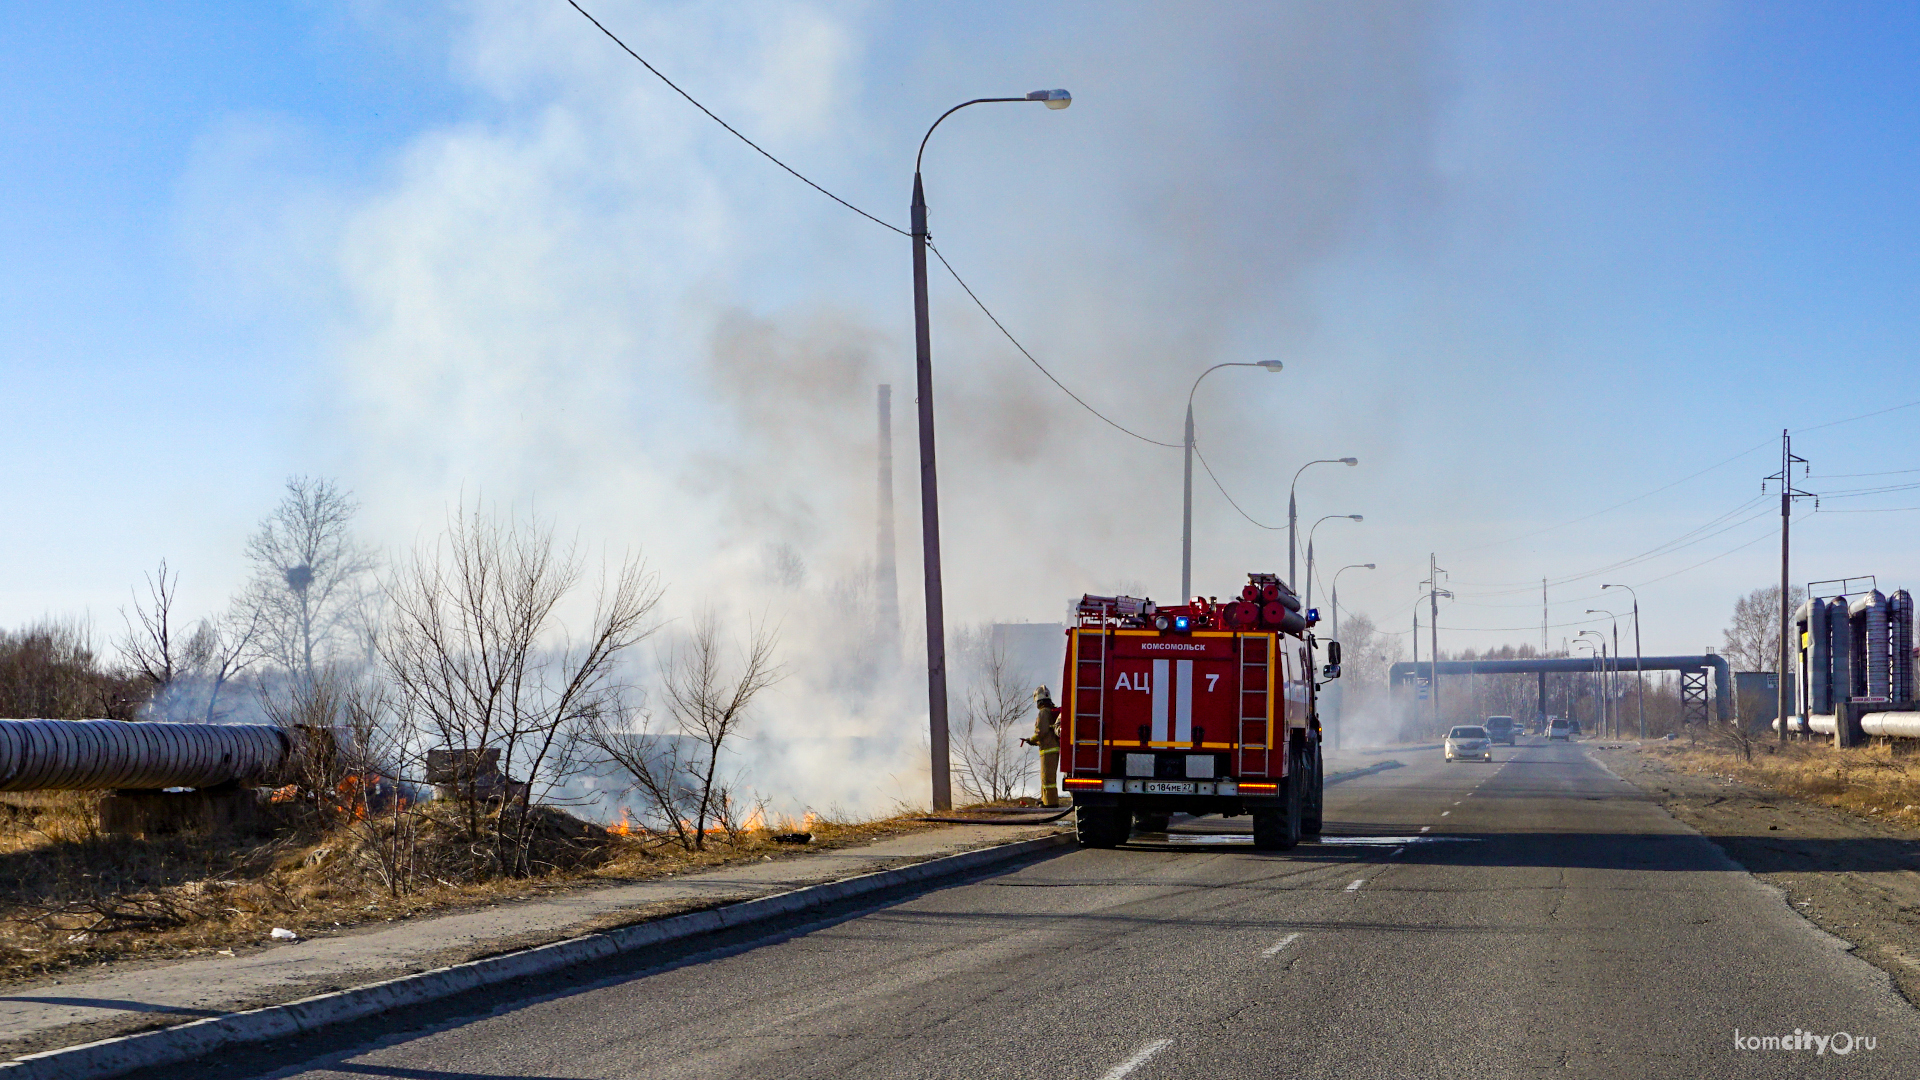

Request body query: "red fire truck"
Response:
[1058, 573, 1339, 850]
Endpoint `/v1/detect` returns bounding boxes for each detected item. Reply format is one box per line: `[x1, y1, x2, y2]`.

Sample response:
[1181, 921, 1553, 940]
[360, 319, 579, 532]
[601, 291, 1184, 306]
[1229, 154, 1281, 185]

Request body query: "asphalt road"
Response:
[196, 738, 1919, 1079]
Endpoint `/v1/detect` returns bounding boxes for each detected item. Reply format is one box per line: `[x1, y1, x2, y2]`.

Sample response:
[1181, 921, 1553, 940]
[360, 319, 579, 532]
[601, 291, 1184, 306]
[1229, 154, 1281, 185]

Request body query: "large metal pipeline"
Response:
[0, 719, 292, 792]
[1771, 715, 1837, 734]
[1388, 654, 1733, 722]
[1860, 712, 1920, 739]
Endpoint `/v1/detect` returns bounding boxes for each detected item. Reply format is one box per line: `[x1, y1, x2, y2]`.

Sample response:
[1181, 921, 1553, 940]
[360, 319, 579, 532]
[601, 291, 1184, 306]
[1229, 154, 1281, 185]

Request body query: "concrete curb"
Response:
[0, 832, 1074, 1080]
[1325, 760, 1402, 786]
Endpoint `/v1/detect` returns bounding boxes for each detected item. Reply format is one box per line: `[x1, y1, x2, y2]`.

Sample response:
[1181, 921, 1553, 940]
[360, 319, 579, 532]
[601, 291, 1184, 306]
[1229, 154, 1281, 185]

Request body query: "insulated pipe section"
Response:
[1851, 590, 1890, 701]
[1860, 712, 1920, 739]
[1388, 655, 1734, 722]
[1771, 715, 1835, 735]
[0, 720, 292, 792]
[1890, 590, 1914, 703]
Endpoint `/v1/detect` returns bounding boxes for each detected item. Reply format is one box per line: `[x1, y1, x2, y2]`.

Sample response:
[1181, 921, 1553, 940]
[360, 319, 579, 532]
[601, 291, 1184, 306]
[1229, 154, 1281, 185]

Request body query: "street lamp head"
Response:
[1347, 514, 1363, 522]
[1026, 89, 1072, 109]
[1364, 563, 1376, 569]
[1256, 360, 1284, 372]
[1340, 457, 1359, 465]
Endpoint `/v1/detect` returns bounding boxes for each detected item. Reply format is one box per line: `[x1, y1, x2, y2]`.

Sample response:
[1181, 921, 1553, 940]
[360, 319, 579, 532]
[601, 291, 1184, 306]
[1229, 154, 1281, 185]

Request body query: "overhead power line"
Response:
[1793, 397, 1920, 434]
[925, 242, 1181, 449]
[1192, 445, 1282, 529]
[565, 1, 907, 236]
[568, 1, 1196, 459]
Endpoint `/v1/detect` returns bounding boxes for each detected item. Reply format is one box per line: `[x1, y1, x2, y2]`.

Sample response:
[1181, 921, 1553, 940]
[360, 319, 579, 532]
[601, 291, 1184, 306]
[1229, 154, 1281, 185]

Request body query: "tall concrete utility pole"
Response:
[1766, 430, 1810, 746]
[875, 385, 900, 650]
[1425, 554, 1448, 731]
[909, 89, 1071, 810]
[1431, 554, 1442, 732]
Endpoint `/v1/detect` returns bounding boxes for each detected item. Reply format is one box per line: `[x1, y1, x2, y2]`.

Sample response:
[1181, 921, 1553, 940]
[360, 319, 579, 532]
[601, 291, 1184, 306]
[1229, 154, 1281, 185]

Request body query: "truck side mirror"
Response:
[1321, 663, 1342, 680]
[1326, 641, 1341, 666]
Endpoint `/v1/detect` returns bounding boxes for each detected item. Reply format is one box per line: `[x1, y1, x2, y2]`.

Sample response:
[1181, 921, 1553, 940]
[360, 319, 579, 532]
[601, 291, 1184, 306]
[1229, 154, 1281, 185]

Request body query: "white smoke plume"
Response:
[189, 2, 1457, 813]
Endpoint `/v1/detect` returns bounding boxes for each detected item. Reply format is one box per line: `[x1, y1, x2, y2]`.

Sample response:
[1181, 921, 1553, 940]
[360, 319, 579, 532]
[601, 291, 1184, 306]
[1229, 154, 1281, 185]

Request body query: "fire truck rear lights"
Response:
[1062, 778, 1104, 789]
[1238, 781, 1278, 792]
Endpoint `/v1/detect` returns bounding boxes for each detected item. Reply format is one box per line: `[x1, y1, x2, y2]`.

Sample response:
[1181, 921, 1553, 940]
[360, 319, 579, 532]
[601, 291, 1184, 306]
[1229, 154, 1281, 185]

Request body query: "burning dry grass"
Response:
[1637, 737, 1920, 833]
[0, 794, 937, 984]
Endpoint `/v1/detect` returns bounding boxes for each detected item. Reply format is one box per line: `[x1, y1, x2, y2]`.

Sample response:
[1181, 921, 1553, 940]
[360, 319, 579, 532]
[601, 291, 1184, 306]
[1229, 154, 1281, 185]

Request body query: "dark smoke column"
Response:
[876, 385, 900, 650]
[910, 90, 1070, 811]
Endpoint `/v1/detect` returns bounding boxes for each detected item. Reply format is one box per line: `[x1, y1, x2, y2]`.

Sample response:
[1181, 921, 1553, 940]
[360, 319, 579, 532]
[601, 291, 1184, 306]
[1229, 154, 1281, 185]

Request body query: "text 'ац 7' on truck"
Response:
[1059, 573, 1341, 850]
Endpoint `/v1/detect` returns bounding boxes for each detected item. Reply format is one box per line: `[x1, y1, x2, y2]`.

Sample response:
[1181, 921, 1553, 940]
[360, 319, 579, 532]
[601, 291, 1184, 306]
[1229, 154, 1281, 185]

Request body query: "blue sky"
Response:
[5, 0, 1920, 669]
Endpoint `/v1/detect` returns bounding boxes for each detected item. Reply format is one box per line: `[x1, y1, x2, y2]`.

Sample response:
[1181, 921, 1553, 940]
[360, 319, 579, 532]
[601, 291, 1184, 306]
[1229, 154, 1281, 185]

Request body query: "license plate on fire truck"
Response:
[1144, 781, 1194, 794]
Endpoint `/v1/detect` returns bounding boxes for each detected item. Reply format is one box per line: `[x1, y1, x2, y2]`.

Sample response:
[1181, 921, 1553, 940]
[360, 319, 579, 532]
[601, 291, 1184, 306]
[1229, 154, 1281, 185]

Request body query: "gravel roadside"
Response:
[1591, 741, 1920, 1006]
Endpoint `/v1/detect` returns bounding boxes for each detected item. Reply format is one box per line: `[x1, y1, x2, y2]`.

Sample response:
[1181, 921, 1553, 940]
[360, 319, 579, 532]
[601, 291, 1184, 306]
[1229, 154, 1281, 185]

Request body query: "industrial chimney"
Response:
[876, 385, 901, 651]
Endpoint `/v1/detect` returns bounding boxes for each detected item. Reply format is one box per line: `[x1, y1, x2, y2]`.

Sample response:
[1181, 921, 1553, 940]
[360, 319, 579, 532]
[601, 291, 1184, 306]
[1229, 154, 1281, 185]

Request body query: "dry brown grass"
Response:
[0, 795, 938, 984]
[1639, 737, 1920, 833]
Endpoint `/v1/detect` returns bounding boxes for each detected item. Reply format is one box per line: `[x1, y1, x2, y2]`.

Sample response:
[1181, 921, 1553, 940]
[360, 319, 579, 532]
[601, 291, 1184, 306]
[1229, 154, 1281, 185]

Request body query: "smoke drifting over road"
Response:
[204, 2, 1455, 812]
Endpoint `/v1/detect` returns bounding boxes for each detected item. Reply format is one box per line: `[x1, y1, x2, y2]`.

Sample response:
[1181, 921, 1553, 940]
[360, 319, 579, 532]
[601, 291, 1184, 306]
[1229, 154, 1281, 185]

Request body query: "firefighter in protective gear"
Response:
[1024, 686, 1063, 807]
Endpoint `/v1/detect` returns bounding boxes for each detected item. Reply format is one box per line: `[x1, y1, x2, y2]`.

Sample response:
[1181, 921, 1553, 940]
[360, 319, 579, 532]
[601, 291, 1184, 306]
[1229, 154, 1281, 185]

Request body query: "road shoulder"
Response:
[1592, 742, 1920, 1007]
[0, 822, 1066, 1060]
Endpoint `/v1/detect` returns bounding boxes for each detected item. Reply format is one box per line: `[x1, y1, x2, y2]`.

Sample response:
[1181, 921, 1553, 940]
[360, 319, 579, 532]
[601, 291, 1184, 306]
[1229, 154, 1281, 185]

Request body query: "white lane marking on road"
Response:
[1441, 811, 1451, 817]
[1345, 878, 1366, 891]
[1453, 801, 1462, 805]
[1100, 1038, 1173, 1080]
[1261, 932, 1302, 957]
[1419, 826, 1431, 833]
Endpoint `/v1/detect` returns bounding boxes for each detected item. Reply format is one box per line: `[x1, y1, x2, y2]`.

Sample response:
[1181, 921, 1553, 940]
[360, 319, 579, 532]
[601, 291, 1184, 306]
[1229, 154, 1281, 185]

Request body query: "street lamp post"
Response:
[1577, 631, 1607, 736]
[1181, 361, 1284, 601]
[1587, 609, 1622, 737]
[1304, 514, 1364, 620]
[912, 88, 1070, 812]
[1603, 583, 1645, 739]
[1327, 562, 1375, 750]
[1289, 458, 1358, 590]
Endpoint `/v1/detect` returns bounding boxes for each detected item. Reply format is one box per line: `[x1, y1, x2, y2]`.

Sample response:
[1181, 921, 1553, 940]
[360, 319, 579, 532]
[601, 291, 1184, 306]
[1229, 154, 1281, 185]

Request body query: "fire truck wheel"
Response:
[1131, 811, 1172, 835]
[1302, 744, 1324, 836]
[1075, 805, 1130, 848]
[1253, 774, 1303, 851]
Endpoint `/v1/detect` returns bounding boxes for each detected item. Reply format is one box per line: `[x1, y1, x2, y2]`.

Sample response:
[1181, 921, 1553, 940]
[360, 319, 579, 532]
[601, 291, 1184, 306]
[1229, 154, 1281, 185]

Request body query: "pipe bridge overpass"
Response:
[1388, 654, 1732, 726]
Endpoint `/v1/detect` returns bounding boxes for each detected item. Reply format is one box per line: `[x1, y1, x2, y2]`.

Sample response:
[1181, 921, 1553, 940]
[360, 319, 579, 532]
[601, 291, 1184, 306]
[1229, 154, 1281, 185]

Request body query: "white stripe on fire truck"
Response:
[1151, 658, 1170, 742]
[1173, 659, 1193, 743]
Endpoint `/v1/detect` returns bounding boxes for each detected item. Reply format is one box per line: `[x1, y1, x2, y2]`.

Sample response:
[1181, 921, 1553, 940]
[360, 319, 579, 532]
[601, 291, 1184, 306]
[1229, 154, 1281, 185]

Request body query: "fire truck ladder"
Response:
[1238, 634, 1271, 777]
[1072, 628, 1108, 771]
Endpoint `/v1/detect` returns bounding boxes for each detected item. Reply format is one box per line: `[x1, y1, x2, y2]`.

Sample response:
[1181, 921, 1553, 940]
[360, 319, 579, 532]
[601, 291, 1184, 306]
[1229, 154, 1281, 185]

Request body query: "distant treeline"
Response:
[0, 620, 147, 721]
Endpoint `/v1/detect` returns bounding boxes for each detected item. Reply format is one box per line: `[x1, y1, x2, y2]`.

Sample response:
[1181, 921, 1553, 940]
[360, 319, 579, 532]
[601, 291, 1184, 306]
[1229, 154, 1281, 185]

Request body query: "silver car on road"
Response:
[1445, 725, 1493, 763]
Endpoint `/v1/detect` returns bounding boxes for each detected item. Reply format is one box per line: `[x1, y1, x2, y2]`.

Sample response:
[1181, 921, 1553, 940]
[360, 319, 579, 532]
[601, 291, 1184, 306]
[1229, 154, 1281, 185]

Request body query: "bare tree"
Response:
[950, 637, 1034, 804]
[658, 613, 781, 849]
[119, 561, 264, 722]
[262, 668, 423, 891]
[1722, 584, 1806, 672]
[584, 613, 781, 852]
[379, 501, 661, 876]
[244, 477, 379, 686]
[119, 560, 183, 694]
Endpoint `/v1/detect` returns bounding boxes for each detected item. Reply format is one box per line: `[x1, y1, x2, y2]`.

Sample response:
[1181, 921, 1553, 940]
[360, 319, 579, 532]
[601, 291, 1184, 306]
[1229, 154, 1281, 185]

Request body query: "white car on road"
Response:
[1548, 717, 1572, 740]
[1444, 725, 1493, 763]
